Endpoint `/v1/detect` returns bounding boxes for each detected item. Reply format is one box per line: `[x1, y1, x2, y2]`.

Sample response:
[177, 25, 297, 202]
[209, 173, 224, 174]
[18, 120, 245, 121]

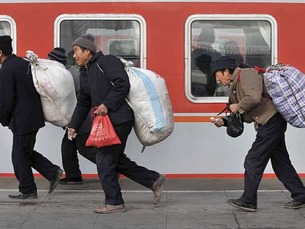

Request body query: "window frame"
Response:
[185, 14, 278, 103]
[54, 14, 147, 68]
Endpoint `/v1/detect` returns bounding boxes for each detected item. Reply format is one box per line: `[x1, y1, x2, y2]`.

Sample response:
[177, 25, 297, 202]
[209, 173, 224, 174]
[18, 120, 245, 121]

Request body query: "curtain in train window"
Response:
[0, 21, 11, 69]
[59, 20, 141, 67]
[190, 20, 272, 98]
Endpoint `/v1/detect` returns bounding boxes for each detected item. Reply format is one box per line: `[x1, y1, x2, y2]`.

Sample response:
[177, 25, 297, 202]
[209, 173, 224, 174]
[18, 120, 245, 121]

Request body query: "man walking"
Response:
[0, 35, 63, 199]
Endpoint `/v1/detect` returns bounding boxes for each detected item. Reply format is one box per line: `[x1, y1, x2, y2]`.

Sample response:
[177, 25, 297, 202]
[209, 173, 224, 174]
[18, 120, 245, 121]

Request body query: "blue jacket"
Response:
[0, 54, 45, 134]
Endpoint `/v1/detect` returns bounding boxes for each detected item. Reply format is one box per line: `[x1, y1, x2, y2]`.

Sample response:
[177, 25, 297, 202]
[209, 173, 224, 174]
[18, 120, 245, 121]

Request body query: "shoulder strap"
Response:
[217, 103, 231, 116]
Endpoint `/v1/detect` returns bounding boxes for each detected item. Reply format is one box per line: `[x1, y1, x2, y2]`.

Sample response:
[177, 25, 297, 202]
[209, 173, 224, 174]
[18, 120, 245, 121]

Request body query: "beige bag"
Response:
[26, 50, 77, 127]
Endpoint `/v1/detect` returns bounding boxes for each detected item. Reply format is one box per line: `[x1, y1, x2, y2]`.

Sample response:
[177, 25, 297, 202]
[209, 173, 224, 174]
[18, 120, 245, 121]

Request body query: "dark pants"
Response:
[95, 121, 160, 205]
[241, 113, 305, 204]
[61, 131, 96, 178]
[12, 130, 59, 194]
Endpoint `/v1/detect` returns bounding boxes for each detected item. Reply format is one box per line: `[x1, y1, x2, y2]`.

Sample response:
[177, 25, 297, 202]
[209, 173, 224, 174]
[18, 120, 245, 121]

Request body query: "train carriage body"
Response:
[0, 0, 305, 178]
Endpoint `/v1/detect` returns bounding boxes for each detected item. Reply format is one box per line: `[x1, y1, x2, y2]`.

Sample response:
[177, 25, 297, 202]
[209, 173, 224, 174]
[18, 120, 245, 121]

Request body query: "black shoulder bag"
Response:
[217, 103, 244, 138]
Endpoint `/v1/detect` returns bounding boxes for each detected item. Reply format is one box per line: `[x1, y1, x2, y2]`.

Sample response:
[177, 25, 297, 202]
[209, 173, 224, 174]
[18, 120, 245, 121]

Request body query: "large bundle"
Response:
[26, 50, 77, 127]
[121, 59, 174, 149]
[264, 64, 305, 128]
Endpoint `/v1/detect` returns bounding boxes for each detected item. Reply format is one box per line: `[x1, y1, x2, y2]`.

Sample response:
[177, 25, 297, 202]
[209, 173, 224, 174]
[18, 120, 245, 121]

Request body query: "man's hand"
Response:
[210, 117, 224, 127]
[94, 104, 108, 116]
[229, 103, 239, 113]
[67, 128, 77, 140]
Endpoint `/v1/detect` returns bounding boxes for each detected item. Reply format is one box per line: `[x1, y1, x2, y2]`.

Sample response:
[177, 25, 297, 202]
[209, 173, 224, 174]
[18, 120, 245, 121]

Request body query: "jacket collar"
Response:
[88, 51, 104, 65]
[2, 54, 17, 66]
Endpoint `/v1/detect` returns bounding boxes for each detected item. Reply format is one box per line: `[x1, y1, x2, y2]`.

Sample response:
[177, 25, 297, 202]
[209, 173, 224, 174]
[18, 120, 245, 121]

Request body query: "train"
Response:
[0, 0, 305, 178]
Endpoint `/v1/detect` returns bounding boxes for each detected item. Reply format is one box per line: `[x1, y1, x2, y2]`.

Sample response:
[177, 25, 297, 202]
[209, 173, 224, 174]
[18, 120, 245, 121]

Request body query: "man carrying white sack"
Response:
[0, 35, 62, 199]
[68, 33, 165, 214]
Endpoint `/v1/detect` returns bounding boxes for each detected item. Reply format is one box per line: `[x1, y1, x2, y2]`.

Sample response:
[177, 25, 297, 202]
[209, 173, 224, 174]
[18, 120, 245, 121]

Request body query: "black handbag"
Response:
[226, 112, 244, 137]
[217, 103, 244, 138]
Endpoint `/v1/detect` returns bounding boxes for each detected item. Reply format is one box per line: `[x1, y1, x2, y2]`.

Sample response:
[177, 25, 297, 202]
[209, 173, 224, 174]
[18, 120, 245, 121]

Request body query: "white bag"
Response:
[121, 59, 174, 149]
[26, 51, 77, 127]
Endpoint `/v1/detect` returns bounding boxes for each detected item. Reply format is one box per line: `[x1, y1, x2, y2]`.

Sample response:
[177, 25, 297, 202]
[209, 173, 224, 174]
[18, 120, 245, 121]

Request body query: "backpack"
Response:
[263, 64, 305, 128]
[26, 50, 77, 127]
[98, 57, 174, 151]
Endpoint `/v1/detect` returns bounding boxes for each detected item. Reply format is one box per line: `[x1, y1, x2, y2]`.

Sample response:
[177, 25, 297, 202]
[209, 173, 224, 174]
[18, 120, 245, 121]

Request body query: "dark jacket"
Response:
[67, 64, 91, 134]
[69, 52, 134, 131]
[191, 46, 221, 96]
[0, 54, 45, 134]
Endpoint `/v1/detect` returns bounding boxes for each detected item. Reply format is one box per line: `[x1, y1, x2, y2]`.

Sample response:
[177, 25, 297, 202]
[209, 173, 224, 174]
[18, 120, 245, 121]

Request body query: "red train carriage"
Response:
[0, 0, 304, 178]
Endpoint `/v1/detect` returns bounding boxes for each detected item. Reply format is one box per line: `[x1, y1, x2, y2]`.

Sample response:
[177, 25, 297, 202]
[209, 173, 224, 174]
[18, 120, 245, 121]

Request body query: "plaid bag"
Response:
[263, 64, 305, 128]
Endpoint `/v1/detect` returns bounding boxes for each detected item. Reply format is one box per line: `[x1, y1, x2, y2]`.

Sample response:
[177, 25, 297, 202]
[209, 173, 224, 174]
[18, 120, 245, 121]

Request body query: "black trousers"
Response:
[241, 113, 305, 204]
[61, 131, 96, 178]
[12, 130, 59, 194]
[95, 121, 160, 205]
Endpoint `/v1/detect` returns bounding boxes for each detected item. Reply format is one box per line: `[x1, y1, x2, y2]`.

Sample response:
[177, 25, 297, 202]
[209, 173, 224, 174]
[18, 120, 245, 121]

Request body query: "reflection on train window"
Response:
[57, 18, 142, 67]
[186, 16, 275, 102]
[0, 21, 11, 36]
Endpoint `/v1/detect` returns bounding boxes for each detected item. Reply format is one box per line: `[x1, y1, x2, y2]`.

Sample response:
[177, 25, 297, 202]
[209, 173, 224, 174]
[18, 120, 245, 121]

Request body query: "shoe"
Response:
[8, 193, 37, 199]
[94, 204, 126, 214]
[284, 199, 305, 209]
[227, 198, 257, 212]
[49, 168, 63, 194]
[152, 175, 165, 205]
[59, 177, 83, 185]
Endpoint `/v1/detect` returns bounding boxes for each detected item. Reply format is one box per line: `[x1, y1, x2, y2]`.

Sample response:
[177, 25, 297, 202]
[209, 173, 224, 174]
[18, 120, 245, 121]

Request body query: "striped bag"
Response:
[263, 64, 305, 128]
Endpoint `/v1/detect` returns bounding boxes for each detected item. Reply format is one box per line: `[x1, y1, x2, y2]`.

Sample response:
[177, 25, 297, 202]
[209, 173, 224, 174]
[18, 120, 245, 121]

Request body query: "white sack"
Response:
[26, 51, 77, 127]
[122, 60, 174, 147]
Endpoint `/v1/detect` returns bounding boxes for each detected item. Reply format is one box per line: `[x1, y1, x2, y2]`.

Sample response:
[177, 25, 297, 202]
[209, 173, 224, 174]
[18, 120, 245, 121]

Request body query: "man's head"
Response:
[211, 56, 236, 86]
[48, 47, 67, 65]
[72, 34, 96, 67]
[0, 35, 13, 63]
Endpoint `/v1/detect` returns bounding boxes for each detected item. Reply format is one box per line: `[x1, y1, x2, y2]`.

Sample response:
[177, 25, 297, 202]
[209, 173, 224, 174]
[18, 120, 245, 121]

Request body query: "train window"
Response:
[0, 16, 16, 68]
[185, 15, 277, 103]
[54, 14, 146, 68]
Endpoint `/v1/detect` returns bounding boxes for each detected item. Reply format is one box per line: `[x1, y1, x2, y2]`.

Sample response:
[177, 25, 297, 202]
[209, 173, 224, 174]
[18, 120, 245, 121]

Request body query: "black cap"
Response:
[48, 47, 67, 65]
[210, 56, 236, 76]
[0, 35, 13, 55]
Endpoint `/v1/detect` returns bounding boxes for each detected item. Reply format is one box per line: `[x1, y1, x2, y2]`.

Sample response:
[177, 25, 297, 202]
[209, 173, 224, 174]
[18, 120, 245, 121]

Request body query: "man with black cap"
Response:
[210, 56, 305, 211]
[48, 47, 96, 185]
[67, 33, 165, 214]
[0, 35, 63, 199]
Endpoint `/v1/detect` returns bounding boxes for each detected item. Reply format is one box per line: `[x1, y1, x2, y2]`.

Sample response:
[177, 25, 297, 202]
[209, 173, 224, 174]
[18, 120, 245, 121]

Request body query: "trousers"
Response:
[241, 113, 305, 204]
[95, 120, 160, 205]
[61, 131, 96, 178]
[12, 130, 59, 194]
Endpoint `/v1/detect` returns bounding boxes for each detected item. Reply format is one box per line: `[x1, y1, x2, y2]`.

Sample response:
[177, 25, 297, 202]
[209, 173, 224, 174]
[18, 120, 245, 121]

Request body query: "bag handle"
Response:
[217, 103, 231, 117]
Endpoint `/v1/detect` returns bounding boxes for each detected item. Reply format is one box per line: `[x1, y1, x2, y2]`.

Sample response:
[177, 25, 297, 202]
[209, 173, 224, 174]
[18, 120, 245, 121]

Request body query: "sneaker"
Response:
[49, 168, 63, 194]
[8, 193, 37, 200]
[94, 204, 126, 214]
[152, 175, 165, 205]
[284, 199, 305, 209]
[59, 177, 83, 185]
[227, 198, 257, 212]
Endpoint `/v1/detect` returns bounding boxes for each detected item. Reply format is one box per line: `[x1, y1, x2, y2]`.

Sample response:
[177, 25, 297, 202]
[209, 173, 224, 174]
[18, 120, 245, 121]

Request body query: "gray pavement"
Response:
[1, 177, 305, 229]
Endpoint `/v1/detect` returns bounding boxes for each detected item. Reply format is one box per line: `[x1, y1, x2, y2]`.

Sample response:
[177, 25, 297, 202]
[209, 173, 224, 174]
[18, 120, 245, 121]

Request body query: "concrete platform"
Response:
[1, 177, 305, 229]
